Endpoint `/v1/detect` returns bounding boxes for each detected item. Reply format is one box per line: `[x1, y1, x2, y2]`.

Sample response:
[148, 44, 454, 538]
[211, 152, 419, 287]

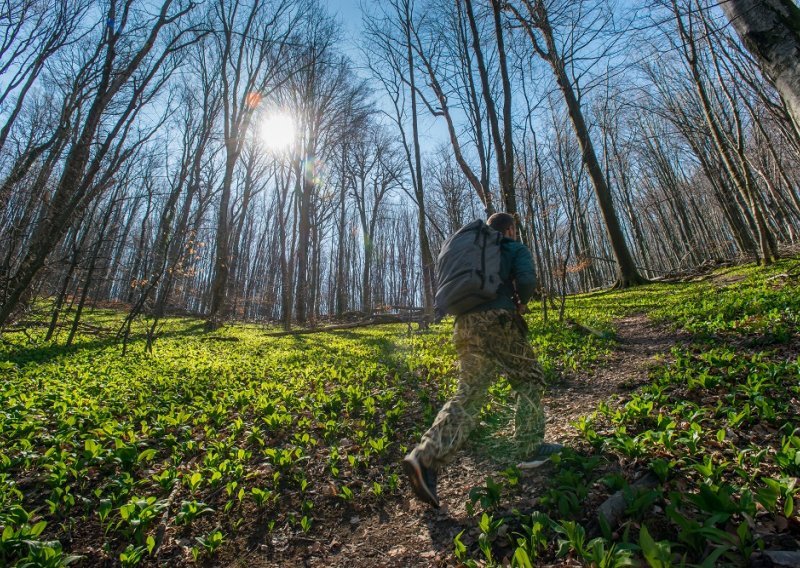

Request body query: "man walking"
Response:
[402, 213, 561, 508]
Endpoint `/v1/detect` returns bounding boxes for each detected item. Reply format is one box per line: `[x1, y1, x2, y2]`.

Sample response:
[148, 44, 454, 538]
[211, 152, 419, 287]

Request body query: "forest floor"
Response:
[230, 314, 686, 568]
[3, 263, 799, 568]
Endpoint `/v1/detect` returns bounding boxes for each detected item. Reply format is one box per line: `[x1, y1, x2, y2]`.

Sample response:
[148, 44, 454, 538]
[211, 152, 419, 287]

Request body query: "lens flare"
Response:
[260, 113, 296, 151]
[245, 91, 262, 109]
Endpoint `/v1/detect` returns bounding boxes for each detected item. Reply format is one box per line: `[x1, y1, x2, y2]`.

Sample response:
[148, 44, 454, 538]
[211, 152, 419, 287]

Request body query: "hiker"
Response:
[402, 213, 561, 508]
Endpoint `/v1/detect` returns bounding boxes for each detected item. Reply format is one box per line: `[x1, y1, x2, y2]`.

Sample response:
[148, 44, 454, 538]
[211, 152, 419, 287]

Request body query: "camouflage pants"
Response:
[410, 309, 546, 470]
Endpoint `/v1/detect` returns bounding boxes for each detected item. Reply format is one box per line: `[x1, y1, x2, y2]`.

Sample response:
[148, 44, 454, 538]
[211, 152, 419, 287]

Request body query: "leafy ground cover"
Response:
[450, 261, 800, 567]
[0, 259, 798, 566]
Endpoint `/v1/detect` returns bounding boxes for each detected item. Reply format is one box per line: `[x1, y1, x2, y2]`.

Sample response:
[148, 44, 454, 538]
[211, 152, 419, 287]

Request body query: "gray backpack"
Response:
[435, 220, 503, 316]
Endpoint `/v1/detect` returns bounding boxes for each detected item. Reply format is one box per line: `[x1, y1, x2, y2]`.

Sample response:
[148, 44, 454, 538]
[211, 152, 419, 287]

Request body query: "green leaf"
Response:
[512, 547, 534, 568]
[138, 449, 157, 463]
[189, 471, 202, 489]
[63, 554, 85, 565]
[639, 524, 671, 568]
[453, 530, 467, 561]
[30, 520, 47, 537]
[146, 534, 156, 554]
[756, 479, 781, 511]
[698, 544, 729, 568]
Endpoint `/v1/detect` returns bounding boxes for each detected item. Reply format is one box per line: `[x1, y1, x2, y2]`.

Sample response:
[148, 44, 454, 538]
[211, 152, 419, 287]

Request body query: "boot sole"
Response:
[516, 458, 549, 470]
[517, 444, 564, 470]
[402, 458, 440, 508]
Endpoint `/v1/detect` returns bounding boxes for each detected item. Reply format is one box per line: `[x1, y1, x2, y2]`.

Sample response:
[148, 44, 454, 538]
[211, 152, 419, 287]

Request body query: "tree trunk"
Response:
[720, 0, 800, 136]
[206, 150, 237, 329]
[404, 2, 434, 315]
[335, 147, 348, 317]
[465, 0, 516, 213]
[510, 1, 646, 287]
[294, 152, 313, 325]
[66, 200, 116, 347]
[45, 224, 91, 341]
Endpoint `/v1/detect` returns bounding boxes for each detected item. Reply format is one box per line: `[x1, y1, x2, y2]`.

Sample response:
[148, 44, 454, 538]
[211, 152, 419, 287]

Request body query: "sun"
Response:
[259, 112, 296, 151]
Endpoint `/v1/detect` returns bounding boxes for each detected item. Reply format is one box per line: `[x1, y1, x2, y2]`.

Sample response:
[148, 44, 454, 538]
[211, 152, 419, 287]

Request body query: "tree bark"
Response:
[720, 0, 800, 136]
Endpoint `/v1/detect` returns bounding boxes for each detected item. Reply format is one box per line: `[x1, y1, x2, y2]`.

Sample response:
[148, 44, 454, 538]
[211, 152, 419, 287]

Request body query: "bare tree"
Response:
[364, 0, 435, 315]
[640, 49, 762, 259]
[426, 146, 482, 236]
[405, 0, 494, 213]
[119, 68, 221, 347]
[465, 0, 517, 214]
[347, 127, 403, 313]
[506, 0, 647, 287]
[671, 0, 778, 264]
[0, 0, 90, 155]
[279, 6, 370, 325]
[205, 0, 304, 329]
[0, 0, 203, 326]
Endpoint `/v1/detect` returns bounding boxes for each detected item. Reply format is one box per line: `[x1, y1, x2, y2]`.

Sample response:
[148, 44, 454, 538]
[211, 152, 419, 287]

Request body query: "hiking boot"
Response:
[402, 455, 440, 508]
[517, 443, 564, 470]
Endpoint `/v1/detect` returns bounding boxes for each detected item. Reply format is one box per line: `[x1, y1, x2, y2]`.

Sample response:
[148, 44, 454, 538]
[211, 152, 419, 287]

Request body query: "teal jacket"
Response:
[465, 237, 537, 314]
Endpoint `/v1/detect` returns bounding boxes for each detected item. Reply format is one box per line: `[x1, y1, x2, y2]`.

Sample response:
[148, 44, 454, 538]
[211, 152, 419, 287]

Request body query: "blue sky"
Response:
[325, 0, 449, 150]
[327, 0, 364, 45]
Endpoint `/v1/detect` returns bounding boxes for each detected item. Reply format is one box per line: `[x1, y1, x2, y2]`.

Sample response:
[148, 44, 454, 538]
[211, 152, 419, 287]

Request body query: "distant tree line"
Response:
[0, 0, 798, 339]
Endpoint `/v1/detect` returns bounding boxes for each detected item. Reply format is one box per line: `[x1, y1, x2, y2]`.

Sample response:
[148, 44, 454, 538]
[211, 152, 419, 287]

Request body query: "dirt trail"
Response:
[546, 314, 684, 446]
[231, 314, 684, 568]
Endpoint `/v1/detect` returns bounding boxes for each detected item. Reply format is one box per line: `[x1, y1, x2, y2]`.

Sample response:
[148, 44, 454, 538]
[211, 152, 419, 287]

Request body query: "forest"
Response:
[1, 0, 799, 566]
[1, 0, 799, 331]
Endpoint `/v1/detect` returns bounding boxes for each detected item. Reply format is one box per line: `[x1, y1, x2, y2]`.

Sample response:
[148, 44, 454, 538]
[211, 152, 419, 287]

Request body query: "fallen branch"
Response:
[563, 318, 610, 340]
[386, 305, 425, 312]
[152, 480, 182, 561]
[765, 273, 789, 282]
[588, 471, 660, 537]
[1, 320, 114, 337]
[752, 551, 800, 567]
[264, 315, 428, 337]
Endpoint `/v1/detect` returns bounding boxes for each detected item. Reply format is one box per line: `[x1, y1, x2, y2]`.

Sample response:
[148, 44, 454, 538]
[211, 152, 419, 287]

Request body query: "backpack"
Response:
[434, 220, 503, 316]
